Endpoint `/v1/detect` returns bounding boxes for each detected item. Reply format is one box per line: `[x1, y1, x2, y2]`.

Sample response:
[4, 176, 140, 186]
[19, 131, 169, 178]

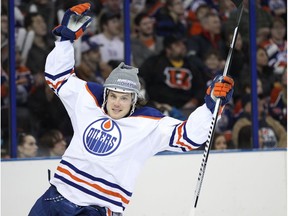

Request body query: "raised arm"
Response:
[45, 3, 93, 114]
[151, 75, 234, 154]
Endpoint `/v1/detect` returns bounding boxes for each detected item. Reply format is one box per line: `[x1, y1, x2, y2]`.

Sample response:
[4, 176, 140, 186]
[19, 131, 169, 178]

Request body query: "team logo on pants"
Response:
[83, 118, 122, 156]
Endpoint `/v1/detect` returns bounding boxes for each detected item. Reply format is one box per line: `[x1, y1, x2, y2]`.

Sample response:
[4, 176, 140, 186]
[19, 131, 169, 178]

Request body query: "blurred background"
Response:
[1, 0, 287, 159]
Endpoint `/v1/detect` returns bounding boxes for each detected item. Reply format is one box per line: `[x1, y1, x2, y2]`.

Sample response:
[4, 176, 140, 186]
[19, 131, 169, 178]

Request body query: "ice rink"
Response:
[1, 149, 287, 216]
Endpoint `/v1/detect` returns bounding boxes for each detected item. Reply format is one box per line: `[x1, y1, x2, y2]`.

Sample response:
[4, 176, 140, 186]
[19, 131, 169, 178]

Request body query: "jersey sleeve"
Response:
[151, 104, 212, 154]
[44, 41, 87, 116]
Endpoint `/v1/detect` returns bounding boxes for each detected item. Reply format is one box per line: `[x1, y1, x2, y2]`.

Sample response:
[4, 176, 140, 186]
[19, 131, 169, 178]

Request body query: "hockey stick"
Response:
[189, 1, 244, 215]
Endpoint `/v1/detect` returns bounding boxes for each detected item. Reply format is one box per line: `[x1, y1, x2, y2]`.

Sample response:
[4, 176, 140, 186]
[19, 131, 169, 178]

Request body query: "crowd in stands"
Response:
[1, 0, 287, 158]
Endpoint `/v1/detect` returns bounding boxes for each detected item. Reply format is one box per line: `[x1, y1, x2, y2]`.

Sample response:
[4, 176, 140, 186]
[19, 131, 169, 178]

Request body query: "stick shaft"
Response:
[189, 3, 244, 215]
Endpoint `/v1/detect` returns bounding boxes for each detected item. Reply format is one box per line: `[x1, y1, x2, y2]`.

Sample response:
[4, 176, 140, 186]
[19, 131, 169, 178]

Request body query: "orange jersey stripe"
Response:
[46, 80, 64, 89]
[176, 123, 193, 150]
[57, 166, 130, 204]
[106, 208, 112, 216]
[129, 115, 162, 120]
[85, 84, 100, 107]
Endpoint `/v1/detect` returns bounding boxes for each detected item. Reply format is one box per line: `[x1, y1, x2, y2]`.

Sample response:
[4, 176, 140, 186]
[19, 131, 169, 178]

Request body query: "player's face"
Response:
[106, 90, 133, 119]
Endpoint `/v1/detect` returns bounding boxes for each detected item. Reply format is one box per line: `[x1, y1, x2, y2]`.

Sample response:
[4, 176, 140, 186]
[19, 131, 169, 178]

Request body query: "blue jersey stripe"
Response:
[56, 79, 68, 94]
[168, 124, 187, 152]
[60, 160, 132, 196]
[45, 69, 72, 80]
[54, 173, 125, 210]
[182, 123, 203, 147]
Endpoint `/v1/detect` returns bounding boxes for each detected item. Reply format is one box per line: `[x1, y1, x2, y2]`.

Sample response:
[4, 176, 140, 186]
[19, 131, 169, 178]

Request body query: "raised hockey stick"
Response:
[189, 1, 244, 215]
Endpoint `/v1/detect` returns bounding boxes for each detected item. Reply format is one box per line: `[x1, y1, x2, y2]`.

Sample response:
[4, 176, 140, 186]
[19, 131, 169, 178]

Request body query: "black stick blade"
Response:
[231, 0, 243, 7]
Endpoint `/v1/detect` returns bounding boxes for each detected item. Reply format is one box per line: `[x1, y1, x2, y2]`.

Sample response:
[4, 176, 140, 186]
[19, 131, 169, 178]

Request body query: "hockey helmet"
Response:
[102, 62, 141, 115]
[103, 62, 141, 94]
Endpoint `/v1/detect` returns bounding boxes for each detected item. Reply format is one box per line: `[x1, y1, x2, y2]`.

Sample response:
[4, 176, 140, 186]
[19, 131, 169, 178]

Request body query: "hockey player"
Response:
[29, 3, 234, 216]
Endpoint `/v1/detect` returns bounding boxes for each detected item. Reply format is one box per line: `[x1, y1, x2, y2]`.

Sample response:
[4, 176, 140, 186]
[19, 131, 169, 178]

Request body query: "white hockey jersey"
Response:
[45, 41, 213, 214]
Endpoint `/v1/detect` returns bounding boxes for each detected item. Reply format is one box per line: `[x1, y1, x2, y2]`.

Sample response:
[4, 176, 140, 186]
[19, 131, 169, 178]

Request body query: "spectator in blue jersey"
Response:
[29, 3, 234, 216]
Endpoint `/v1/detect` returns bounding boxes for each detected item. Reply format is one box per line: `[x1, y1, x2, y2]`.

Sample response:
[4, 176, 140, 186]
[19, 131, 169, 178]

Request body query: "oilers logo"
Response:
[83, 118, 122, 156]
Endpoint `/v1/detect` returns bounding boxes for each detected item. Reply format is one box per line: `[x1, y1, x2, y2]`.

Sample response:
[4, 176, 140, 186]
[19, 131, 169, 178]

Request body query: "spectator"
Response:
[139, 35, 205, 110]
[1, 12, 8, 49]
[224, 0, 273, 45]
[267, 0, 287, 19]
[260, 16, 287, 76]
[131, 12, 163, 67]
[100, 0, 122, 15]
[269, 69, 287, 129]
[38, 129, 67, 157]
[186, 4, 211, 36]
[232, 94, 287, 149]
[151, 101, 186, 120]
[225, 32, 249, 78]
[233, 77, 265, 118]
[1, 12, 9, 64]
[201, 49, 224, 85]
[24, 12, 54, 86]
[212, 132, 228, 150]
[219, 0, 237, 21]
[187, 12, 226, 62]
[239, 47, 277, 99]
[237, 125, 265, 149]
[27, 83, 73, 139]
[15, 48, 34, 132]
[89, 11, 124, 63]
[1, 48, 34, 133]
[153, 0, 187, 37]
[254, 46, 277, 97]
[1, 67, 9, 147]
[187, 0, 219, 13]
[25, 0, 56, 31]
[17, 133, 38, 158]
[76, 40, 105, 83]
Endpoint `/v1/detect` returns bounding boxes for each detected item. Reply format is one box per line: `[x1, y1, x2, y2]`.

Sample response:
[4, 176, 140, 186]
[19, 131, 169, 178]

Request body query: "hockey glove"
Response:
[52, 3, 92, 42]
[205, 75, 234, 113]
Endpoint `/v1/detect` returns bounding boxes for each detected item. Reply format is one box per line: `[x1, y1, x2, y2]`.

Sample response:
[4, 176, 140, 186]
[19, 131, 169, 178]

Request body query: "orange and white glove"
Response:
[52, 3, 92, 42]
[205, 75, 234, 113]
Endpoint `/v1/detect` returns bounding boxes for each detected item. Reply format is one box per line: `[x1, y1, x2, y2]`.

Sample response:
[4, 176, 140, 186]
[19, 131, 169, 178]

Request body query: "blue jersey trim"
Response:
[86, 82, 104, 106]
[168, 124, 187, 152]
[54, 173, 125, 209]
[131, 107, 165, 118]
[45, 69, 72, 80]
[60, 160, 132, 196]
[182, 123, 203, 147]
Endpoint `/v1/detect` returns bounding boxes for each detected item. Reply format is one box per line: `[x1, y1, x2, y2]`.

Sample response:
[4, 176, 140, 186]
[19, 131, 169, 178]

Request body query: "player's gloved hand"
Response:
[52, 3, 92, 42]
[205, 75, 234, 113]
